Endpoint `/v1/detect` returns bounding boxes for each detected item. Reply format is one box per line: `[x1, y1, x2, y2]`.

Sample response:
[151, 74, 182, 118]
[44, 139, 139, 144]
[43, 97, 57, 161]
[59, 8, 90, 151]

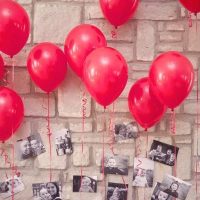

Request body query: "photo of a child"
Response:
[54, 128, 73, 156]
[73, 176, 97, 193]
[101, 154, 129, 176]
[107, 182, 128, 200]
[132, 158, 154, 188]
[32, 182, 62, 200]
[0, 176, 25, 199]
[161, 175, 191, 200]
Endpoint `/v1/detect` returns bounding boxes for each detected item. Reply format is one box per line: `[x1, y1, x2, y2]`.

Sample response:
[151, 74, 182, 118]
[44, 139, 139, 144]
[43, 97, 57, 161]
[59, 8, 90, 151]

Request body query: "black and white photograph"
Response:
[148, 140, 179, 166]
[151, 182, 173, 200]
[132, 157, 154, 188]
[100, 154, 129, 175]
[15, 134, 46, 160]
[54, 128, 73, 156]
[161, 174, 191, 200]
[32, 182, 62, 200]
[107, 182, 128, 200]
[114, 122, 138, 142]
[73, 176, 97, 193]
[0, 176, 25, 199]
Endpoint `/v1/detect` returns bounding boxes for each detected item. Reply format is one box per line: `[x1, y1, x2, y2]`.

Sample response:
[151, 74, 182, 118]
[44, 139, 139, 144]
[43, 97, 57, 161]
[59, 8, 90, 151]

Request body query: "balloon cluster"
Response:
[0, 0, 28, 142]
[64, 24, 128, 108]
[128, 52, 194, 130]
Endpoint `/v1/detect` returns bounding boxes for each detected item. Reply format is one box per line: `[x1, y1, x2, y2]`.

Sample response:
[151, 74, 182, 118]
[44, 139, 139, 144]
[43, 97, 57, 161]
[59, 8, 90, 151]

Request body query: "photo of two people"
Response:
[16, 134, 46, 160]
[32, 182, 62, 200]
[148, 140, 179, 166]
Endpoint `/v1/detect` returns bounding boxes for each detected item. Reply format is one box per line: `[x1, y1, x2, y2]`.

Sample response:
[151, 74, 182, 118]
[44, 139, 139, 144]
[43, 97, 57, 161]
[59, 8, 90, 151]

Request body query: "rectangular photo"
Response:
[132, 157, 154, 188]
[151, 182, 173, 200]
[15, 134, 46, 160]
[148, 140, 179, 166]
[161, 174, 191, 200]
[100, 154, 129, 175]
[0, 176, 25, 199]
[73, 176, 97, 193]
[32, 182, 62, 200]
[114, 122, 138, 142]
[107, 182, 128, 200]
[54, 128, 73, 156]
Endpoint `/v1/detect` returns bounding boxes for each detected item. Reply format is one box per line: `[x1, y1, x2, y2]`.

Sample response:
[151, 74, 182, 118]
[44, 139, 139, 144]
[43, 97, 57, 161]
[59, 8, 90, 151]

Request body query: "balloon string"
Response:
[188, 12, 192, 27]
[145, 131, 148, 158]
[111, 26, 118, 39]
[11, 58, 15, 200]
[196, 68, 199, 199]
[107, 104, 128, 198]
[0, 146, 20, 178]
[80, 90, 87, 191]
[47, 93, 52, 182]
[170, 110, 177, 177]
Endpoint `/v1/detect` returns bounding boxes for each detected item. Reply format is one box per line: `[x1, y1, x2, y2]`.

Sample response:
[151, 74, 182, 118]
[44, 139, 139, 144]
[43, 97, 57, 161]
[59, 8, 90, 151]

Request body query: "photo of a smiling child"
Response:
[73, 176, 97, 193]
[100, 154, 129, 176]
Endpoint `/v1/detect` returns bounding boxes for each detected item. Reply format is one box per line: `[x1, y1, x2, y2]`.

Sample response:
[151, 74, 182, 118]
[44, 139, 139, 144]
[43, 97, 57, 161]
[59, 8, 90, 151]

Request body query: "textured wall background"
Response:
[0, 0, 200, 200]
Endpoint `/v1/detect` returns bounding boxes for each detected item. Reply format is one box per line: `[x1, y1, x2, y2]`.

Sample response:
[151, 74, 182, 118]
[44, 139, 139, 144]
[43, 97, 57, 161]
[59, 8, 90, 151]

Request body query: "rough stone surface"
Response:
[0, 1, 197, 199]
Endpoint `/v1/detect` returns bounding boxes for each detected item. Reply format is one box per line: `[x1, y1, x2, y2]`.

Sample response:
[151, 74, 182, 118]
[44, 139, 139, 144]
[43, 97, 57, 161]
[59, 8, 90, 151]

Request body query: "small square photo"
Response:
[148, 140, 179, 166]
[73, 176, 97, 193]
[54, 128, 73, 156]
[161, 175, 191, 200]
[32, 182, 62, 200]
[0, 176, 25, 199]
[107, 182, 128, 200]
[132, 157, 154, 188]
[114, 122, 138, 142]
[100, 154, 129, 175]
[15, 134, 46, 160]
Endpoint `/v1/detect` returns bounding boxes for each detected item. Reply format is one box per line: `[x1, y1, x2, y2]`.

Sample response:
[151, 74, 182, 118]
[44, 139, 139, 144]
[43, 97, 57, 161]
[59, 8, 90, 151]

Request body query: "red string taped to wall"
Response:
[196, 68, 199, 199]
[107, 104, 128, 199]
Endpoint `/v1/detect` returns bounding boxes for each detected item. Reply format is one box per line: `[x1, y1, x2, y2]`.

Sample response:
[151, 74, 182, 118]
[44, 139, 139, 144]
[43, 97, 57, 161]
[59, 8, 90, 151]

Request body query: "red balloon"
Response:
[179, 0, 200, 13]
[149, 51, 194, 110]
[0, 87, 24, 142]
[64, 24, 107, 78]
[83, 47, 128, 107]
[99, 0, 139, 27]
[27, 42, 68, 93]
[0, 0, 30, 57]
[0, 55, 4, 80]
[128, 78, 166, 130]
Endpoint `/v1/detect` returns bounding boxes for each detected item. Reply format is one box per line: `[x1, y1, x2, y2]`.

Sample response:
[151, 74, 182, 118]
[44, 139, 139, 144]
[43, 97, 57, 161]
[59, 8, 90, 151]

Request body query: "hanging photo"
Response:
[100, 154, 129, 175]
[15, 134, 46, 160]
[132, 157, 154, 188]
[161, 175, 191, 200]
[32, 182, 62, 200]
[151, 182, 173, 200]
[73, 176, 97, 193]
[107, 182, 128, 200]
[148, 140, 179, 166]
[114, 122, 138, 142]
[54, 128, 73, 156]
[0, 176, 25, 199]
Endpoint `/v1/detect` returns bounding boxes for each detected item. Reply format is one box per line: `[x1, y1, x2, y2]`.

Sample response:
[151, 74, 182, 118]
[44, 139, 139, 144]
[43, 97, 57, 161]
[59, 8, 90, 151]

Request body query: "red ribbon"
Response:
[196, 68, 199, 199]
[80, 91, 87, 189]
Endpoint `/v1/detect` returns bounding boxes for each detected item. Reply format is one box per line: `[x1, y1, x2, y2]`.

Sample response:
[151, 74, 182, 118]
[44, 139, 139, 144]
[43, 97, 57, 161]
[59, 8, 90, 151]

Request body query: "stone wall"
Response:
[0, 0, 200, 200]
